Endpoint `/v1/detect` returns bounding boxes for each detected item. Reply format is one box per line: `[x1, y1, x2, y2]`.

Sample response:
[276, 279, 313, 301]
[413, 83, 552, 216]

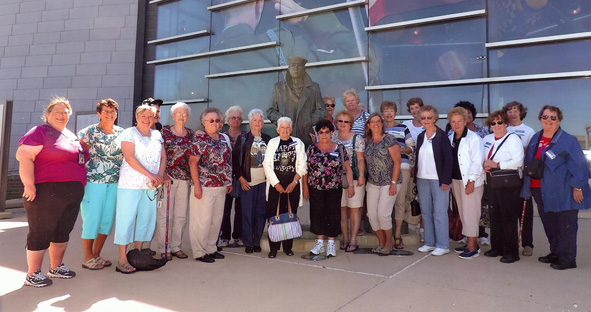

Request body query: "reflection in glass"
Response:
[488, 0, 591, 42]
[369, 18, 486, 84]
[306, 63, 368, 110]
[368, 0, 483, 26]
[154, 60, 209, 101]
[489, 40, 591, 77]
[155, 37, 209, 59]
[490, 79, 591, 139]
[157, 0, 211, 39]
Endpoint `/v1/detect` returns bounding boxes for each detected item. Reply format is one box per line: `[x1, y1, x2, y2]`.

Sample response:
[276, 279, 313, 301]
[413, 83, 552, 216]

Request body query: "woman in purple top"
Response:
[16, 97, 88, 287]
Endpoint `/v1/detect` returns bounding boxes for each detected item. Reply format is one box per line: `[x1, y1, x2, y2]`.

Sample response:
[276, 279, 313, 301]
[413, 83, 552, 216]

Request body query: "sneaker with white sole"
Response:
[458, 247, 480, 259]
[24, 270, 53, 287]
[479, 237, 490, 245]
[218, 239, 229, 247]
[327, 243, 336, 258]
[456, 237, 467, 244]
[310, 240, 325, 255]
[233, 239, 244, 247]
[454, 245, 469, 254]
[47, 263, 76, 279]
[418, 245, 435, 253]
[431, 248, 450, 256]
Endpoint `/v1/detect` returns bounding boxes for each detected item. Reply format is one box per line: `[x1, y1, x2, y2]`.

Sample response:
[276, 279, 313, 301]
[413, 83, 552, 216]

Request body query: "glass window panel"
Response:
[369, 0, 483, 26]
[488, 0, 591, 42]
[369, 18, 486, 85]
[369, 85, 488, 127]
[209, 47, 279, 74]
[155, 37, 209, 59]
[305, 62, 368, 111]
[157, 0, 211, 39]
[489, 40, 591, 77]
[490, 79, 591, 139]
[154, 59, 209, 101]
[158, 103, 208, 131]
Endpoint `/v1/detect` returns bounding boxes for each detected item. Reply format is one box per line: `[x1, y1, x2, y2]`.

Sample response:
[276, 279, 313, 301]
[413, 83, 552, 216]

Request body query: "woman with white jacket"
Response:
[262, 117, 307, 258]
[447, 108, 484, 259]
[482, 110, 524, 263]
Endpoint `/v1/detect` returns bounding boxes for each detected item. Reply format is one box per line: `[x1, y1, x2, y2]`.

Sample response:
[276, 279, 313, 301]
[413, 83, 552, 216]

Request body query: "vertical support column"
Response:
[0, 100, 14, 219]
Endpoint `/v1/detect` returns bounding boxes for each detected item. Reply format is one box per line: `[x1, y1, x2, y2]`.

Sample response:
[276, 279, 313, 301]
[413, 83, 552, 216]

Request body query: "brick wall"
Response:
[0, 0, 139, 171]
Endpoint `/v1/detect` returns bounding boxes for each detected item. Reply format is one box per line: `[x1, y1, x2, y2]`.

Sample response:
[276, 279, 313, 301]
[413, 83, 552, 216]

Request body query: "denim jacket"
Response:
[520, 128, 591, 212]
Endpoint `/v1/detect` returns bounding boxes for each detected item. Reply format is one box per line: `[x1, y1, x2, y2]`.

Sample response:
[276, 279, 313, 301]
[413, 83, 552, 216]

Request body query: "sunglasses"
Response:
[317, 130, 331, 135]
[489, 121, 504, 126]
[205, 119, 221, 124]
[541, 115, 558, 121]
[229, 116, 242, 121]
[337, 119, 351, 124]
[420, 116, 433, 120]
[325, 104, 335, 108]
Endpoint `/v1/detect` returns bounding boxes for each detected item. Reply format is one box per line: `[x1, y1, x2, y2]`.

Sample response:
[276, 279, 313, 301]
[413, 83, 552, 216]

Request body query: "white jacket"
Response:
[263, 136, 308, 207]
[482, 132, 524, 171]
[448, 129, 485, 187]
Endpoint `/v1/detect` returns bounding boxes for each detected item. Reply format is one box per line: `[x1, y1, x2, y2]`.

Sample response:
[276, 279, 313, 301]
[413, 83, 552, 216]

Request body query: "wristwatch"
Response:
[391, 180, 397, 184]
[468, 179, 474, 183]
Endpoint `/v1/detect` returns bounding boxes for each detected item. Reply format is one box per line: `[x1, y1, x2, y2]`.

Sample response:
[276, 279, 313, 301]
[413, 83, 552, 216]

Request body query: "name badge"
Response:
[484, 142, 492, 148]
[329, 151, 339, 157]
[289, 141, 298, 147]
[545, 149, 556, 160]
[78, 153, 85, 164]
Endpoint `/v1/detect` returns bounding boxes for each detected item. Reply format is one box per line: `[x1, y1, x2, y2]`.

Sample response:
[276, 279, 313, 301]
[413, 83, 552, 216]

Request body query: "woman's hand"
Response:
[441, 184, 450, 191]
[483, 159, 497, 173]
[302, 185, 309, 200]
[357, 175, 365, 186]
[573, 188, 584, 204]
[226, 185, 233, 194]
[150, 173, 163, 187]
[274, 183, 285, 194]
[193, 183, 203, 199]
[239, 177, 251, 191]
[285, 181, 297, 193]
[347, 185, 355, 198]
[465, 181, 475, 195]
[389, 183, 398, 196]
[23, 184, 36, 202]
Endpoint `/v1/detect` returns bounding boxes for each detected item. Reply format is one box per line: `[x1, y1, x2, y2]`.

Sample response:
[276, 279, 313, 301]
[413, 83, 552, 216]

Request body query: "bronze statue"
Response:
[267, 57, 327, 146]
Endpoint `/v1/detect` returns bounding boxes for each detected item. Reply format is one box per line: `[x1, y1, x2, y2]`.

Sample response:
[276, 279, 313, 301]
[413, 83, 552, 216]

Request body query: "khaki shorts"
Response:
[340, 181, 366, 208]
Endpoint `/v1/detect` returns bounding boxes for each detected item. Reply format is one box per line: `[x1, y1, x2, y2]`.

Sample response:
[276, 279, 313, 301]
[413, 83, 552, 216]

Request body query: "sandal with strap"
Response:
[340, 242, 349, 250]
[96, 256, 112, 267]
[82, 258, 104, 270]
[394, 237, 404, 250]
[371, 246, 382, 254]
[346, 244, 358, 252]
[115, 262, 136, 274]
[379, 247, 392, 256]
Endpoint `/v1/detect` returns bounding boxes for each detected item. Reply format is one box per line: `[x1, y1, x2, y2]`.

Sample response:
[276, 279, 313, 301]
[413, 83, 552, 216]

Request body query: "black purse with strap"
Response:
[486, 134, 522, 189]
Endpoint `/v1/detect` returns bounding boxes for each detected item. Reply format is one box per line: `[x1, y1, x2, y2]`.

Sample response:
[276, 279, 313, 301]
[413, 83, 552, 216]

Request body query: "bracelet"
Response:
[575, 187, 582, 192]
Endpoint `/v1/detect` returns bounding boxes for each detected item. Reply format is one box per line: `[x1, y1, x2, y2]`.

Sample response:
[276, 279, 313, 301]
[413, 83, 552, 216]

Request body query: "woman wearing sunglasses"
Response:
[482, 110, 524, 264]
[188, 108, 233, 263]
[520, 106, 591, 270]
[324, 95, 337, 127]
[415, 105, 453, 256]
[331, 110, 365, 252]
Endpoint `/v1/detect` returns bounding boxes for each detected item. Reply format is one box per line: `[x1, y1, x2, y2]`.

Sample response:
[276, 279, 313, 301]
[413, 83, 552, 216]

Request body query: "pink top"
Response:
[19, 124, 88, 185]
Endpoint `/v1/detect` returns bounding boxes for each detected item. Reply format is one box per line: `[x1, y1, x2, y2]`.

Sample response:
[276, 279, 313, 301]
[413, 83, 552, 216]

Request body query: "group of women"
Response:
[17, 93, 590, 287]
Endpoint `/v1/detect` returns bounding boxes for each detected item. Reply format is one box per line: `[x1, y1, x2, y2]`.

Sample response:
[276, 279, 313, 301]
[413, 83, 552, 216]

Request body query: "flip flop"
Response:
[345, 244, 358, 252]
[340, 242, 349, 250]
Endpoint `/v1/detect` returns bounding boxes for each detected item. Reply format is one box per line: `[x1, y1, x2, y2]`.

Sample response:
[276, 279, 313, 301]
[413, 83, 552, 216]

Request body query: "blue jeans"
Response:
[240, 183, 267, 247]
[417, 178, 450, 249]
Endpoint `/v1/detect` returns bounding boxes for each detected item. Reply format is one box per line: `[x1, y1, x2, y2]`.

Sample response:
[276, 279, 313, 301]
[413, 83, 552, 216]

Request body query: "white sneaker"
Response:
[456, 237, 467, 244]
[431, 247, 450, 256]
[418, 245, 435, 253]
[310, 240, 325, 255]
[326, 243, 336, 258]
[479, 237, 490, 246]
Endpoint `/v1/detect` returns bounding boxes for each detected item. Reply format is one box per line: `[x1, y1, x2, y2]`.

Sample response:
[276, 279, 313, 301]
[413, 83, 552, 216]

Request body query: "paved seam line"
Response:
[224, 250, 389, 278]
[388, 253, 431, 278]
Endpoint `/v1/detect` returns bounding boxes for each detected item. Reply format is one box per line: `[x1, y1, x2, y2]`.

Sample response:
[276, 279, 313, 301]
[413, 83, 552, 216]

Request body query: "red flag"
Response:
[368, 0, 386, 26]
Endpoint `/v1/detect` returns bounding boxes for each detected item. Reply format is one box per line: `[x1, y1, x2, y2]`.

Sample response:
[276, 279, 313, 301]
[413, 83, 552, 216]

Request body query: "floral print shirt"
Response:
[306, 143, 348, 191]
[191, 132, 232, 187]
[117, 127, 163, 189]
[162, 125, 194, 181]
[365, 134, 401, 186]
[78, 124, 124, 183]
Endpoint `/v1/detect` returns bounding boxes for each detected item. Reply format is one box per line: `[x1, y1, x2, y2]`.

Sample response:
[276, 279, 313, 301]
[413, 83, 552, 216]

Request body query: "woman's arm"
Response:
[158, 145, 169, 187]
[121, 141, 161, 185]
[356, 151, 365, 186]
[16, 145, 43, 201]
[263, 139, 281, 188]
[388, 144, 401, 196]
[344, 160, 355, 198]
[302, 174, 309, 200]
[189, 155, 202, 199]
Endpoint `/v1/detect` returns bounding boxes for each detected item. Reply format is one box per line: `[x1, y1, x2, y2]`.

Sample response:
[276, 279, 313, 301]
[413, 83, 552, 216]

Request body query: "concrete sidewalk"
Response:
[1, 207, 590, 312]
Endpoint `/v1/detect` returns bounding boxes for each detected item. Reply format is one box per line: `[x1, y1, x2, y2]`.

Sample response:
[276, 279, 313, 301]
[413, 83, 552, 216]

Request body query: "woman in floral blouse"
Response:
[304, 119, 354, 258]
[78, 99, 124, 270]
[156, 102, 194, 260]
[188, 107, 233, 263]
[364, 113, 402, 255]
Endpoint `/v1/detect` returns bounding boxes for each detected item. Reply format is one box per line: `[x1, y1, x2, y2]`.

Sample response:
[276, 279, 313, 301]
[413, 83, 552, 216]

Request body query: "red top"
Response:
[19, 124, 88, 185]
[530, 136, 551, 188]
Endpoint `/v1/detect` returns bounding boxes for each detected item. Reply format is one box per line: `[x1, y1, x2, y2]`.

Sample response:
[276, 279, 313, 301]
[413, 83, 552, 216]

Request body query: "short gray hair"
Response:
[276, 117, 292, 129]
[170, 102, 191, 117]
[225, 105, 244, 122]
[248, 108, 265, 121]
[200, 107, 223, 125]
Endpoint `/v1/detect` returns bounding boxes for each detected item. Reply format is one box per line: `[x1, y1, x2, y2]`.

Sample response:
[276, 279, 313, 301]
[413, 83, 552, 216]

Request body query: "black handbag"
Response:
[486, 169, 522, 189]
[410, 186, 421, 216]
[338, 144, 349, 189]
[524, 158, 545, 179]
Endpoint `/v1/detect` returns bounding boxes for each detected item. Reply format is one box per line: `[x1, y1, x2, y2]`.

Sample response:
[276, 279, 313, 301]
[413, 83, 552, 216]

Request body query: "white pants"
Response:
[366, 183, 399, 231]
[189, 186, 227, 258]
[156, 178, 190, 254]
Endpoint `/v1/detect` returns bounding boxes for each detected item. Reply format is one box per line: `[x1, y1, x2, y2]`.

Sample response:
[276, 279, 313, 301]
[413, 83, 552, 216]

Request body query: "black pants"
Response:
[532, 188, 578, 263]
[488, 186, 521, 258]
[266, 185, 300, 253]
[309, 188, 341, 238]
[521, 198, 534, 248]
[220, 194, 241, 241]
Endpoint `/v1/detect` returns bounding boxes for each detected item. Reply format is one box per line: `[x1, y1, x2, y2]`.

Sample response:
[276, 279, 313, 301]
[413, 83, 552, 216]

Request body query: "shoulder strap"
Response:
[221, 133, 232, 150]
[239, 134, 245, 164]
[489, 133, 513, 160]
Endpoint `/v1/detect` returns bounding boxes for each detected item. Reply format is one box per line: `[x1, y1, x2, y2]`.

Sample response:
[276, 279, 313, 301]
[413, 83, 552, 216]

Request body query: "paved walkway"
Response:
[1, 207, 590, 312]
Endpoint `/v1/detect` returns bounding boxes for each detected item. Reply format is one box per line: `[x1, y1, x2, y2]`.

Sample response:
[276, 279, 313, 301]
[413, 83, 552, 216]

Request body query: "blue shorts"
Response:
[80, 182, 117, 239]
[113, 188, 157, 245]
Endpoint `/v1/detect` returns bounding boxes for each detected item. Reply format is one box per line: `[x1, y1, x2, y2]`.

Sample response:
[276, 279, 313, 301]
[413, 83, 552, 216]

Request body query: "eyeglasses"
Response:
[175, 113, 188, 117]
[101, 110, 117, 115]
[420, 116, 433, 120]
[489, 121, 504, 126]
[541, 115, 558, 121]
[317, 130, 331, 135]
[337, 119, 351, 124]
[325, 104, 335, 108]
[229, 116, 242, 121]
[205, 119, 221, 124]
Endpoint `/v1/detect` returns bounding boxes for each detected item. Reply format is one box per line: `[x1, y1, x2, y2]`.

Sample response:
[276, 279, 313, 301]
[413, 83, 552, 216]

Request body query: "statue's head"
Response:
[287, 56, 307, 79]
